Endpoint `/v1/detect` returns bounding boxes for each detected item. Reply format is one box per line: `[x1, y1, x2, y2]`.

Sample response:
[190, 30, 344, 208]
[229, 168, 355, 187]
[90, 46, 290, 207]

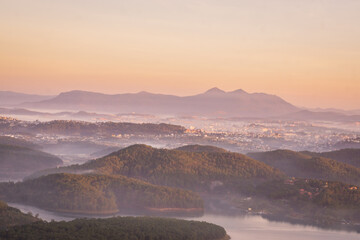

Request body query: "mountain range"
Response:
[1, 88, 359, 120]
[15, 88, 299, 118]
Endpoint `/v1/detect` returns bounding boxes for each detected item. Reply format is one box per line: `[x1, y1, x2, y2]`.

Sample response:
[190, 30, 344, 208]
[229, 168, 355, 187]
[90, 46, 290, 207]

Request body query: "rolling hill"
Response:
[29, 144, 285, 190]
[248, 150, 360, 185]
[302, 149, 360, 168]
[0, 173, 203, 215]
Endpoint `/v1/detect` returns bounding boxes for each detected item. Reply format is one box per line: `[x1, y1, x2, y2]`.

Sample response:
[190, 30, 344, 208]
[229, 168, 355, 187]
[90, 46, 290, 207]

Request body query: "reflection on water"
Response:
[9, 203, 360, 240]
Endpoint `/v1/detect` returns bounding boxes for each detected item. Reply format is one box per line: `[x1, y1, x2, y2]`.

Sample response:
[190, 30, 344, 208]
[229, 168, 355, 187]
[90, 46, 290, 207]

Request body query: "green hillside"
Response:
[248, 150, 360, 185]
[70, 144, 284, 189]
[0, 173, 203, 215]
[0, 216, 229, 240]
[302, 148, 360, 168]
[0, 200, 40, 230]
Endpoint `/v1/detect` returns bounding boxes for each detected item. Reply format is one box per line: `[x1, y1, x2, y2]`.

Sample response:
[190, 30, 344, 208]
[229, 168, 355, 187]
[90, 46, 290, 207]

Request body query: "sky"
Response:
[0, 0, 359, 109]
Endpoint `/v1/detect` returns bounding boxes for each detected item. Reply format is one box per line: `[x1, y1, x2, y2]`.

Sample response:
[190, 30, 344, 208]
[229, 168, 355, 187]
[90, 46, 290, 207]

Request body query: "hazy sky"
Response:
[1, 0, 359, 109]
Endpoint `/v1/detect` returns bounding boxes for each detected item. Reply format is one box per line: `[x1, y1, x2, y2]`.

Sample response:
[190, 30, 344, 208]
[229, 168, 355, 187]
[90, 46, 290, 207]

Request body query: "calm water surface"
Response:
[9, 203, 360, 240]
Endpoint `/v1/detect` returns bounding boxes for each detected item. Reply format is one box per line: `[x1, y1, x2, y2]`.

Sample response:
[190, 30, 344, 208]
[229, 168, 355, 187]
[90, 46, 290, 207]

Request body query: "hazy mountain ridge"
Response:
[0, 91, 53, 107]
[2, 88, 357, 121]
[0, 144, 62, 180]
[20, 88, 300, 118]
[0, 107, 114, 121]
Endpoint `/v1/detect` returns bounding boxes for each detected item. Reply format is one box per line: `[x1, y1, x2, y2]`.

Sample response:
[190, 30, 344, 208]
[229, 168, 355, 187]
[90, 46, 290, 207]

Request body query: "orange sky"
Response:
[0, 0, 359, 109]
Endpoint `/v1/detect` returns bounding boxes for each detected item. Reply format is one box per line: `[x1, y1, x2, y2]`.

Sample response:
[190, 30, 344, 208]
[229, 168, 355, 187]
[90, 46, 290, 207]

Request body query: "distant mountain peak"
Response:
[204, 87, 226, 94]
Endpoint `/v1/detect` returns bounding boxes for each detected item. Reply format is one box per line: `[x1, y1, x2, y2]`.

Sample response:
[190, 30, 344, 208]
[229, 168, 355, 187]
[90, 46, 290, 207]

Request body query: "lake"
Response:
[9, 203, 360, 240]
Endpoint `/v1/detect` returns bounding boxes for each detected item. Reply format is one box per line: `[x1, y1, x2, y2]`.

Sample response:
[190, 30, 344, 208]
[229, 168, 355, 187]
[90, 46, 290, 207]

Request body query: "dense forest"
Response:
[248, 150, 360, 185]
[0, 216, 229, 240]
[0, 173, 203, 215]
[0, 118, 186, 136]
[0, 200, 39, 230]
[37, 144, 284, 190]
[0, 144, 62, 180]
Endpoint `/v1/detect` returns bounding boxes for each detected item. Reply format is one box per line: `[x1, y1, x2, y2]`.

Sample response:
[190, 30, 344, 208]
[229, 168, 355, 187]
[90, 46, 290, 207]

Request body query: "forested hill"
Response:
[248, 150, 360, 185]
[63, 144, 285, 189]
[0, 200, 40, 230]
[0, 216, 229, 240]
[0, 173, 203, 215]
[302, 149, 360, 168]
[0, 144, 62, 180]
